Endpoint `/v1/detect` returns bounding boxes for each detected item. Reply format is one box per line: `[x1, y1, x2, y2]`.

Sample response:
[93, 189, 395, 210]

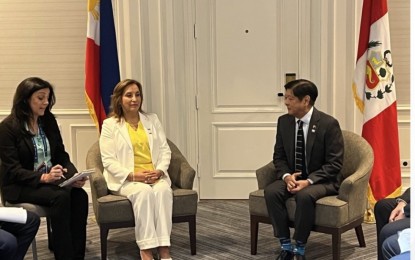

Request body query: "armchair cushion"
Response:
[249, 190, 268, 217]
[173, 189, 198, 216]
[96, 195, 134, 224]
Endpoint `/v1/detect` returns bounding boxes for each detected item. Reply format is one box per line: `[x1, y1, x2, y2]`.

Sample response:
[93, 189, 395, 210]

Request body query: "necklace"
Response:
[128, 123, 138, 130]
[127, 120, 139, 130]
[125, 114, 140, 130]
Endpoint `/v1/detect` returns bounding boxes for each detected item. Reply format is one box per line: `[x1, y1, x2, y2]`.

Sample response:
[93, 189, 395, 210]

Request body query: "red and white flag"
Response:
[352, 0, 401, 222]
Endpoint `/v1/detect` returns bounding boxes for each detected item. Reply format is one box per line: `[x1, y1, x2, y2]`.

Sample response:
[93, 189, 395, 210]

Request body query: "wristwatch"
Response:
[396, 198, 407, 205]
[396, 198, 407, 214]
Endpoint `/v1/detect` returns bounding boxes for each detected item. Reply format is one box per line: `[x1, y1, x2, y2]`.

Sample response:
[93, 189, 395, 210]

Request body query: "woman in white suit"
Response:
[100, 79, 173, 260]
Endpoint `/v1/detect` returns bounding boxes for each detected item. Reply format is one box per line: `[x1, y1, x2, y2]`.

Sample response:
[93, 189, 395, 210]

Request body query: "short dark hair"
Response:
[109, 79, 144, 120]
[11, 77, 56, 128]
[284, 79, 318, 106]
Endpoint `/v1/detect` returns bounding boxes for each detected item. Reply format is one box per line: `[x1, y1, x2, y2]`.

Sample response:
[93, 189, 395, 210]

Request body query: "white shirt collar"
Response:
[296, 106, 314, 125]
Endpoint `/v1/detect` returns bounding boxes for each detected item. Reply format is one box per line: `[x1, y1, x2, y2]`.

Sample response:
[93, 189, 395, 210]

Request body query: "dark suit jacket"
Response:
[399, 188, 410, 217]
[273, 108, 344, 189]
[0, 115, 77, 201]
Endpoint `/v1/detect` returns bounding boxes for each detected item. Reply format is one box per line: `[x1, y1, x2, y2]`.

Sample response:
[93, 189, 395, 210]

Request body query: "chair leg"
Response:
[31, 238, 38, 260]
[100, 226, 110, 260]
[331, 231, 341, 260]
[250, 215, 259, 255]
[354, 224, 366, 247]
[46, 217, 53, 251]
[188, 215, 196, 255]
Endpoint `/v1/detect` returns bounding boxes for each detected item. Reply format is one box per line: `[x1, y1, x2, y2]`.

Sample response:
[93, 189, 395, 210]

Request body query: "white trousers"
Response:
[114, 179, 173, 250]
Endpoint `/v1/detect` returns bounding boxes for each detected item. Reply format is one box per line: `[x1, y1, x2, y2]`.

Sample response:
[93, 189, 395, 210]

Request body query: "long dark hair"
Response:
[9, 77, 56, 135]
[109, 79, 144, 120]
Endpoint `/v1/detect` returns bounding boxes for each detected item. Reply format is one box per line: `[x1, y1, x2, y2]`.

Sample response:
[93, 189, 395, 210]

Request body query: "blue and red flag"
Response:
[85, 0, 120, 131]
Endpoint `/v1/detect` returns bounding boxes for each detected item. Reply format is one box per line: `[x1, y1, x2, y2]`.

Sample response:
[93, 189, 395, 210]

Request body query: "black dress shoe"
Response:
[276, 250, 294, 260]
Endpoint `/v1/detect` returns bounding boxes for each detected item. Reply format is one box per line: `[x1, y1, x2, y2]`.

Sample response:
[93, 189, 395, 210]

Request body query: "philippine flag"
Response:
[85, 0, 120, 131]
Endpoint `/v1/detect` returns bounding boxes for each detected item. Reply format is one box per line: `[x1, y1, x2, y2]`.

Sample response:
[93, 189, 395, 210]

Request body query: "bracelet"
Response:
[159, 170, 164, 179]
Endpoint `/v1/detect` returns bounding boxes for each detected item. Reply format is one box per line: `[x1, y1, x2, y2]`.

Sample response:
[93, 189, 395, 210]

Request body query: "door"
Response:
[195, 0, 300, 198]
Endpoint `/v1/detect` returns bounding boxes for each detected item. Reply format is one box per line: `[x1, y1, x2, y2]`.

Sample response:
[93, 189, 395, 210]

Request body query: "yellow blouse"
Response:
[127, 121, 155, 172]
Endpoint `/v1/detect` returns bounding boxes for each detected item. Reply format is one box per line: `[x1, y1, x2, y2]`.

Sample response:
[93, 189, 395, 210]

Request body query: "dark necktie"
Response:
[295, 120, 307, 178]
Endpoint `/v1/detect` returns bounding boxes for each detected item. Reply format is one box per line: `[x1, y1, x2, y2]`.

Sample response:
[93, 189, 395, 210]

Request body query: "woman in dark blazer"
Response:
[0, 77, 88, 260]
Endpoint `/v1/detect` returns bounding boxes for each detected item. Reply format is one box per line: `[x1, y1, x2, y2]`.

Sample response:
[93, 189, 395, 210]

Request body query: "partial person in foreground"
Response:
[264, 79, 344, 260]
[0, 77, 88, 260]
[0, 210, 40, 260]
[382, 228, 410, 260]
[375, 188, 410, 260]
[100, 79, 173, 260]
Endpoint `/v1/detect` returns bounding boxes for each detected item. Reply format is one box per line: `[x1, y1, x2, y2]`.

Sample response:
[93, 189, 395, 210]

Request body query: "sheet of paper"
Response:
[0, 207, 27, 224]
[397, 228, 410, 253]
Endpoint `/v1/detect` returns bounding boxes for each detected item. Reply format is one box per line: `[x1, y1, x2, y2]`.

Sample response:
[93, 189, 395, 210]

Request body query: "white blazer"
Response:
[100, 112, 172, 192]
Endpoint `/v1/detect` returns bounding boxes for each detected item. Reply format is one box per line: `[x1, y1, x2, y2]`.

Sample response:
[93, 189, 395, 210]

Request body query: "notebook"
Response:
[59, 168, 94, 187]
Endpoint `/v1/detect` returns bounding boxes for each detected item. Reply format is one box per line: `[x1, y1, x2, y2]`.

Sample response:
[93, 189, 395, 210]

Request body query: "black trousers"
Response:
[264, 179, 337, 243]
[374, 198, 410, 260]
[10, 184, 88, 260]
[0, 211, 40, 260]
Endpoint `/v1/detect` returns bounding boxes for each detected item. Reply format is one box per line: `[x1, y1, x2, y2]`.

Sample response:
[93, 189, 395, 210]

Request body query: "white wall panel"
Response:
[213, 123, 276, 177]
[214, 0, 279, 109]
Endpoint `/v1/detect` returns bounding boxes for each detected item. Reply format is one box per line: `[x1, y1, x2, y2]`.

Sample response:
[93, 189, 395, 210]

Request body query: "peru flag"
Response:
[352, 0, 401, 222]
[85, 0, 120, 131]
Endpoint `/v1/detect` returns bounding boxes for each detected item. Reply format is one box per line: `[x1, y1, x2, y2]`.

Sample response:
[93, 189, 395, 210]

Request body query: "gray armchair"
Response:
[86, 139, 198, 259]
[249, 130, 374, 260]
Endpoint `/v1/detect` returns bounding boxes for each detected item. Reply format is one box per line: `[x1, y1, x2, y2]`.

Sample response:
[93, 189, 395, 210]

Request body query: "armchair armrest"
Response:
[337, 156, 373, 220]
[338, 165, 372, 203]
[256, 161, 278, 189]
[174, 160, 196, 190]
[167, 139, 196, 190]
[337, 130, 374, 202]
[86, 141, 109, 199]
[90, 166, 109, 199]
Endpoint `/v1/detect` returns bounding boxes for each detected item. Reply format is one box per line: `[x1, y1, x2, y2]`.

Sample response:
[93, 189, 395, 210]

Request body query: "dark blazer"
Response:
[0, 115, 77, 201]
[399, 188, 410, 217]
[273, 108, 344, 189]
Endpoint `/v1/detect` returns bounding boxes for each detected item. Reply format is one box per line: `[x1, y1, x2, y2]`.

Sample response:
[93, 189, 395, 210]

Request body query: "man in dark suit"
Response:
[264, 79, 344, 260]
[0, 210, 40, 260]
[375, 188, 410, 260]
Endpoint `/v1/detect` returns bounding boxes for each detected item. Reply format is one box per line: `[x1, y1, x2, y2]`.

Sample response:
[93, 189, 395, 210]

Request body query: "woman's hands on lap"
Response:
[130, 170, 163, 184]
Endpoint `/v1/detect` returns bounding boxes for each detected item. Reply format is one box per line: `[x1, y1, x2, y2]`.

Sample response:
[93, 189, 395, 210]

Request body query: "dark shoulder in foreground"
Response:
[0, 115, 23, 134]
